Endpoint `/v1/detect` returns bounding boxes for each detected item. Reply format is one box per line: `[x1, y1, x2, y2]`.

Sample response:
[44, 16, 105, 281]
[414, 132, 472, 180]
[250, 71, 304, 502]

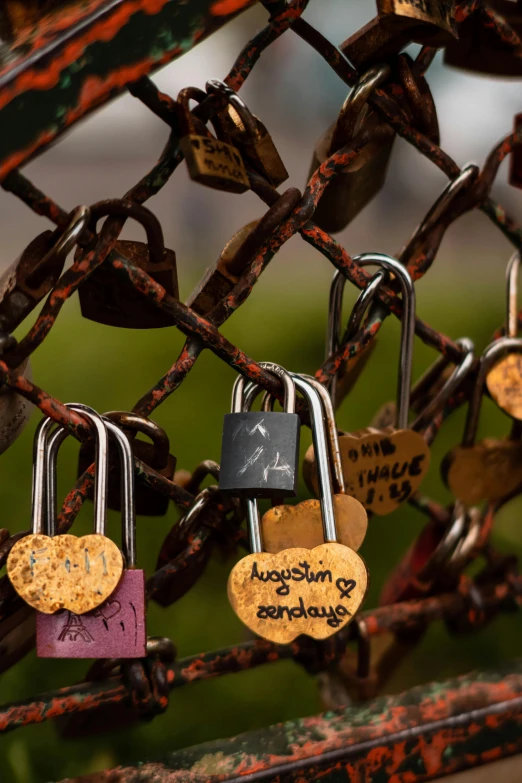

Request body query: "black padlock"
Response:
[219, 366, 300, 498]
[78, 411, 176, 516]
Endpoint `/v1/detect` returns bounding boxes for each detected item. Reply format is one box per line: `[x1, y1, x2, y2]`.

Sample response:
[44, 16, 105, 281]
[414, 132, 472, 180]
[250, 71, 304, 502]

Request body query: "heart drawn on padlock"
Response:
[486, 353, 522, 421]
[442, 440, 522, 505]
[227, 543, 368, 644]
[7, 533, 123, 615]
[337, 428, 430, 515]
[261, 496, 368, 554]
[92, 599, 121, 621]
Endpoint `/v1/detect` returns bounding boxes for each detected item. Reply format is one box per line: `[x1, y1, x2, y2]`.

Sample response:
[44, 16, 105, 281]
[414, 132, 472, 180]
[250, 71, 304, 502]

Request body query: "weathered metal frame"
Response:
[55, 659, 522, 782]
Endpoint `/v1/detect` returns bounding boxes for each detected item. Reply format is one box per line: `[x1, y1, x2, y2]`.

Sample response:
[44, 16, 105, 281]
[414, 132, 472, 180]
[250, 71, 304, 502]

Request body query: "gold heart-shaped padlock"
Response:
[442, 439, 522, 506]
[228, 543, 368, 644]
[261, 496, 368, 553]
[7, 533, 123, 615]
[7, 405, 124, 615]
[305, 428, 430, 516]
[486, 352, 522, 420]
[485, 252, 522, 420]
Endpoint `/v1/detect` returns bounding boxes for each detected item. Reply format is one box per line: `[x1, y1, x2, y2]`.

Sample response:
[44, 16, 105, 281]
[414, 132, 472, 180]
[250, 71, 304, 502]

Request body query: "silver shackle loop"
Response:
[506, 251, 521, 339]
[46, 404, 136, 565]
[32, 405, 108, 537]
[352, 253, 416, 430]
[231, 369, 296, 415]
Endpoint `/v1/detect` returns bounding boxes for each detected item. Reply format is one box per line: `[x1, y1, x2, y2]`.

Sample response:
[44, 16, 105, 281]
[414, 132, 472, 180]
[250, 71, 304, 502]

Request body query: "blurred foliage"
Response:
[1, 270, 522, 783]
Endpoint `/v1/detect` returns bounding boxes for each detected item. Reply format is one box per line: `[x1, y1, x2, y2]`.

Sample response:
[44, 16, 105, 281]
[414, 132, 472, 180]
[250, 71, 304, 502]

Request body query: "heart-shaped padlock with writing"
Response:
[305, 253, 430, 515]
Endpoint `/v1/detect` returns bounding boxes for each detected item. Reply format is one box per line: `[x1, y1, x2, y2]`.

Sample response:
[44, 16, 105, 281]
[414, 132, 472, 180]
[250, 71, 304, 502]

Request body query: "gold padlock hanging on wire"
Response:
[206, 79, 288, 188]
[307, 65, 395, 234]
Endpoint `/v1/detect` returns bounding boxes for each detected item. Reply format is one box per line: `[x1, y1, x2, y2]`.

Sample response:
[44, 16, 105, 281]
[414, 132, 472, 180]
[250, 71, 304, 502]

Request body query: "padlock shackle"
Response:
[291, 374, 338, 543]
[45, 407, 136, 564]
[47, 404, 109, 536]
[300, 375, 345, 496]
[104, 411, 170, 470]
[327, 269, 387, 405]
[261, 364, 337, 542]
[206, 79, 258, 140]
[31, 406, 109, 537]
[32, 416, 60, 535]
[411, 337, 475, 432]
[399, 164, 479, 263]
[103, 417, 136, 567]
[88, 200, 165, 266]
[463, 337, 522, 447]
[327, 269, 386, 359]
[178, 85, 231, 143]
[506, 250, 521, 338]
[231, 368, 296, 414]
[352, 253, 415, 430]
[27, 206, 91, 290]
[329, 64, 390, 155]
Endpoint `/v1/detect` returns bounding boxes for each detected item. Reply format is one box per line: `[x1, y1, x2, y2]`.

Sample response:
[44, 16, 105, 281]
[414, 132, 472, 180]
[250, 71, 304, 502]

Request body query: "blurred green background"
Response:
[1, 269, 522, 782]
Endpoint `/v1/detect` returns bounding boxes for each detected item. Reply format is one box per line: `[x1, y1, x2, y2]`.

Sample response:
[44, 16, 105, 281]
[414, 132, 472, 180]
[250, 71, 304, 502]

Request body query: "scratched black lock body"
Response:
[219, 411, 300, 498]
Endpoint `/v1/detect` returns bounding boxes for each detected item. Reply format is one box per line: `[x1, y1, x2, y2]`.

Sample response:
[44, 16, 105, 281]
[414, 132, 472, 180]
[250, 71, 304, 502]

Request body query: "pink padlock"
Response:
[36, 404, 146, 659]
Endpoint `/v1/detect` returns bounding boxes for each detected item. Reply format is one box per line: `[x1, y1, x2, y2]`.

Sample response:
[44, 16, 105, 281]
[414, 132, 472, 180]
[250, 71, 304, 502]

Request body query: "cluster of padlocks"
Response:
[3, 226, 521, 656]
[0, 0, 520, 679]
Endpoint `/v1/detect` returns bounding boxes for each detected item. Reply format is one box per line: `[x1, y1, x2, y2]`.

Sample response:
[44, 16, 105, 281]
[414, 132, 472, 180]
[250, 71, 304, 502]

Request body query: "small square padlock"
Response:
[219, 368, 300, 498]
[178, 86, 250, 194]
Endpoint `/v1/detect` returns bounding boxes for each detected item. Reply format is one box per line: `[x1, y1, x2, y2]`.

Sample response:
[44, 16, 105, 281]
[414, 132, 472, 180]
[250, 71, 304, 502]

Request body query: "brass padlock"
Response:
[377, 0, 457, 45]
[206, 79, 288, 188]
[0, 206, 90, 333]
[78, 412, 176, 516]
[308, 65, 395, 234]
[78, 200, 178, 329]
[177, 86, 249, 194]
[342, 17, 417, 69]
[444, 0, 522, 76]
[187, 187, 302, 316]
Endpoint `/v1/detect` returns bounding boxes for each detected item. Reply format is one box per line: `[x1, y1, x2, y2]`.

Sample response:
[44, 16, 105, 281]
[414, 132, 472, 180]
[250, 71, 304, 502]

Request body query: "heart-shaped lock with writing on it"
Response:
[305, 254, 431, 515]
[259, 368, 368, 554]
[7, 407, 123, 616]
[36, 405, 146, 658]
[486, 251, 522, 420]
[228, 371, 368, 644]
[443, 338, 522, 506]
